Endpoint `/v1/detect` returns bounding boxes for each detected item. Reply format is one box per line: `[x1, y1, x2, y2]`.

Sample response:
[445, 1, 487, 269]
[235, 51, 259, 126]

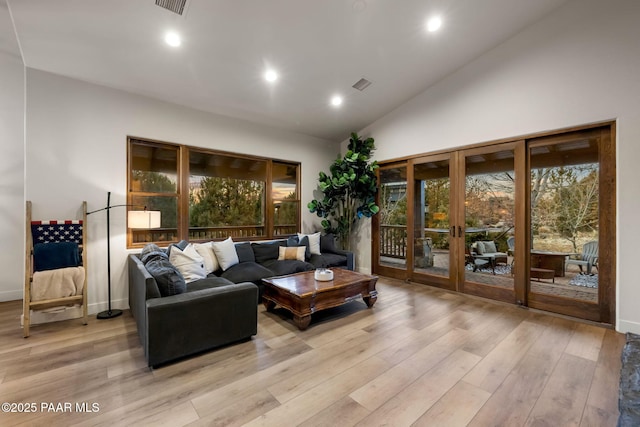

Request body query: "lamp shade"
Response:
[128, 210, 161, 229]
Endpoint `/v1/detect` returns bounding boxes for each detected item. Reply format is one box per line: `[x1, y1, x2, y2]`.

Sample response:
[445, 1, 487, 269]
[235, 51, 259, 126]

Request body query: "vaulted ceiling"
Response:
[6, 0, 570, 141]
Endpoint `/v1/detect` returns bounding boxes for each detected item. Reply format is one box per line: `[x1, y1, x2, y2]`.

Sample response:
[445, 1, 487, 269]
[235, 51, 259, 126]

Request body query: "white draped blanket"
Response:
[31, 267, 85, 302]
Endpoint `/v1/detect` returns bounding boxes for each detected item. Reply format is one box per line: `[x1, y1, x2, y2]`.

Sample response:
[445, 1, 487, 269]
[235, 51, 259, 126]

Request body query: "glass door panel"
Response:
[376, 166, 408, 279]
[462, 146, 517, 303]
[412, 157, 453, 288]
[528, 129, 602, 319]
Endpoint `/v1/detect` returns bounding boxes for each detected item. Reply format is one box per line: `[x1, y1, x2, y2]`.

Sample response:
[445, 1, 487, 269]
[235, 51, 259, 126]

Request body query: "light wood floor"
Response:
[0, 277, 624, 426]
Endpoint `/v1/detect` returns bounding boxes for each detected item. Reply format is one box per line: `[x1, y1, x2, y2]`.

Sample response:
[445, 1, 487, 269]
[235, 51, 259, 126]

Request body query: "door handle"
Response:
[451, 226, 455, 237]
[459, 226, 462, 237]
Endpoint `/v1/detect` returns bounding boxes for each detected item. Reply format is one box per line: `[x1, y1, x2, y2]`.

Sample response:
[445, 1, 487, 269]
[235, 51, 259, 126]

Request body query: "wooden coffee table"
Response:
[262, 269, 378, 330]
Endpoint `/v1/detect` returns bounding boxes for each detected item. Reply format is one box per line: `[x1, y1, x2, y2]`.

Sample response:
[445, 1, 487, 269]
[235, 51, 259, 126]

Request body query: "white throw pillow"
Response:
[169, 243, 206, 283]
[278, 246, 306, 261]
[194, 242, 220, 274]
[298, 232, 321, 255]
[211, 237, 239, 271]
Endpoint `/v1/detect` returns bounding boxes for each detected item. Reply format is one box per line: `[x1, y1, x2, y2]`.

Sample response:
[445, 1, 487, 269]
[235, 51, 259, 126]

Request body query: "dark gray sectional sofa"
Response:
[128, 234, 353, 367]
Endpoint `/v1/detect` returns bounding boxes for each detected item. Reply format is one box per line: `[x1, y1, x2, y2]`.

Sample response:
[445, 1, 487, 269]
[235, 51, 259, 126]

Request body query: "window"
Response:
[188, 150, 267, 240]
[127, 137, 300, 248]
[128, 141, 179, 245]
[272, 161, 300, 236]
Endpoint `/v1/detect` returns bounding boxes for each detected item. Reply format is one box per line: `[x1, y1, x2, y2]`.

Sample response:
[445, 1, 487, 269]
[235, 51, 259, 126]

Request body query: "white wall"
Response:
[0, 2, 25, 302]
[357, 0, 640, 332]
[25, 69, 338, 313]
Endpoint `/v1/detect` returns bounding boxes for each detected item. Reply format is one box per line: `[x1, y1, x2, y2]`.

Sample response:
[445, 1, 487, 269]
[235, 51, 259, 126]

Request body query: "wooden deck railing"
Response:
[131, 224, 297, 244]
[380, 224, 407, 259]
[132, 224, 417, 259]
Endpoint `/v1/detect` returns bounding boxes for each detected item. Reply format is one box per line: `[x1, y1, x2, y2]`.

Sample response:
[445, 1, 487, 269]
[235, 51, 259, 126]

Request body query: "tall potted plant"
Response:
[308, 132, 379, 250]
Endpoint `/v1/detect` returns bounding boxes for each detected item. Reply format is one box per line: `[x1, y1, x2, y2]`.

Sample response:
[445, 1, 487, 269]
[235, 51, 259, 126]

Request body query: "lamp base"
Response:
[97, 309, 123, 319]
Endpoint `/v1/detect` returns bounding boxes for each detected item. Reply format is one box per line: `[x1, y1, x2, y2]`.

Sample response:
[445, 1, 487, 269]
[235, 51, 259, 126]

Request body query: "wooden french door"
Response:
[457, 142, 525, 304]
[373, 163, 409, 281]
[374, 141, 524, 302]
[373, 123, 616, 324]
[525, 126, 615, 323]
[408, 153, 458, 290]
[374, 145, 524, 302]
[374, 145, 523, 298]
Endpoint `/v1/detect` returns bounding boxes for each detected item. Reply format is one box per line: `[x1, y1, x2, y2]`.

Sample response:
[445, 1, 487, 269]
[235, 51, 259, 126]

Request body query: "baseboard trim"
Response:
[0, 289, 23, 302]
[618, 319, 640, 335]
[87, 297, 128, 315]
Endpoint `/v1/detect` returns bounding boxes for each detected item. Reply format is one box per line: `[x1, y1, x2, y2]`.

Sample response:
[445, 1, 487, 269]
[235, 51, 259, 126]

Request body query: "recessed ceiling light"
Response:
[331, 95, 343, 107]
[164, 32, 181, 47]
[264, 69, 278, 83]
[426, 16, 442, 32]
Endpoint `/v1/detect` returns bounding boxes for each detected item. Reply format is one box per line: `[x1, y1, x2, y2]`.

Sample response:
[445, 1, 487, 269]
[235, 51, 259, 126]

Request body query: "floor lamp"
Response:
[87, 192, 161, 319]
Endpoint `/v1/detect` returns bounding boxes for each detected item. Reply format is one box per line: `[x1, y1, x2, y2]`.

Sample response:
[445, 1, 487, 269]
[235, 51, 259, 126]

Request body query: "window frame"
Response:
[127, 138, 181, 247]
[271, 160, 302, 238]
[127, 136, 301, 248]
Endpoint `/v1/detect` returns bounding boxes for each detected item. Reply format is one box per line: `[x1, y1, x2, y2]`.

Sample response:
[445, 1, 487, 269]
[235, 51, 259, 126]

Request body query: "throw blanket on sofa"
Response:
[31, 266, 85, 302]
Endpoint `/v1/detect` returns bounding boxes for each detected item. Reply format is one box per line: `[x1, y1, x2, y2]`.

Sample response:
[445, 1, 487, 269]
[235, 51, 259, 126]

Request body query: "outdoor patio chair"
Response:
[468, 241, 508, 274]
[565, 240, 598, 274]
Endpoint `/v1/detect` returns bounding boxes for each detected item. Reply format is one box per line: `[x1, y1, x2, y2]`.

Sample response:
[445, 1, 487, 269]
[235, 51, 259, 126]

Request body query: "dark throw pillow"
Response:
[166, 240, 189, 258]
[320, 233, 338, 253]
[252, 241, 284, 264]
[235, 242, 256, 263]
[140, 243, 166, 264]
[141, 243, 186, 297]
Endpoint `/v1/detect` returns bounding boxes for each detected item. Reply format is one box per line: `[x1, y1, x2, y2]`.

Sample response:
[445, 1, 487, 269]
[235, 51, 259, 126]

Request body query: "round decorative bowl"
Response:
[314, 268, 334, 281]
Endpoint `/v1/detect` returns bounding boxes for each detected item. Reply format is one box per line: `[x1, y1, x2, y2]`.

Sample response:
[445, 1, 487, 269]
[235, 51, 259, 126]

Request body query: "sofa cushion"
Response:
[252, 241, 284, 263]
[261, 259, 314, 276]
[212, 237, 239, 271]
[220, 262, 273, 284]
[187, 276, 235, 292]
[322, 253, 348, 267]
[278, 246, 305, 261]
[320, 233, 338, 253]
[309, 253, 348, 269]
[235, 242, 256, 263]
[298, 232, 321, 255]
[474, 241, 485, 255]
[169, 243, 207, 283]
[308, 254, 327, 268]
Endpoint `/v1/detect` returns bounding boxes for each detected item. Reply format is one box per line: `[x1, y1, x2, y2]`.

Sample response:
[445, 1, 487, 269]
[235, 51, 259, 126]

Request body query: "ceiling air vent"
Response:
[156, 0, 188, 15]
[352, 78, 372, 91]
